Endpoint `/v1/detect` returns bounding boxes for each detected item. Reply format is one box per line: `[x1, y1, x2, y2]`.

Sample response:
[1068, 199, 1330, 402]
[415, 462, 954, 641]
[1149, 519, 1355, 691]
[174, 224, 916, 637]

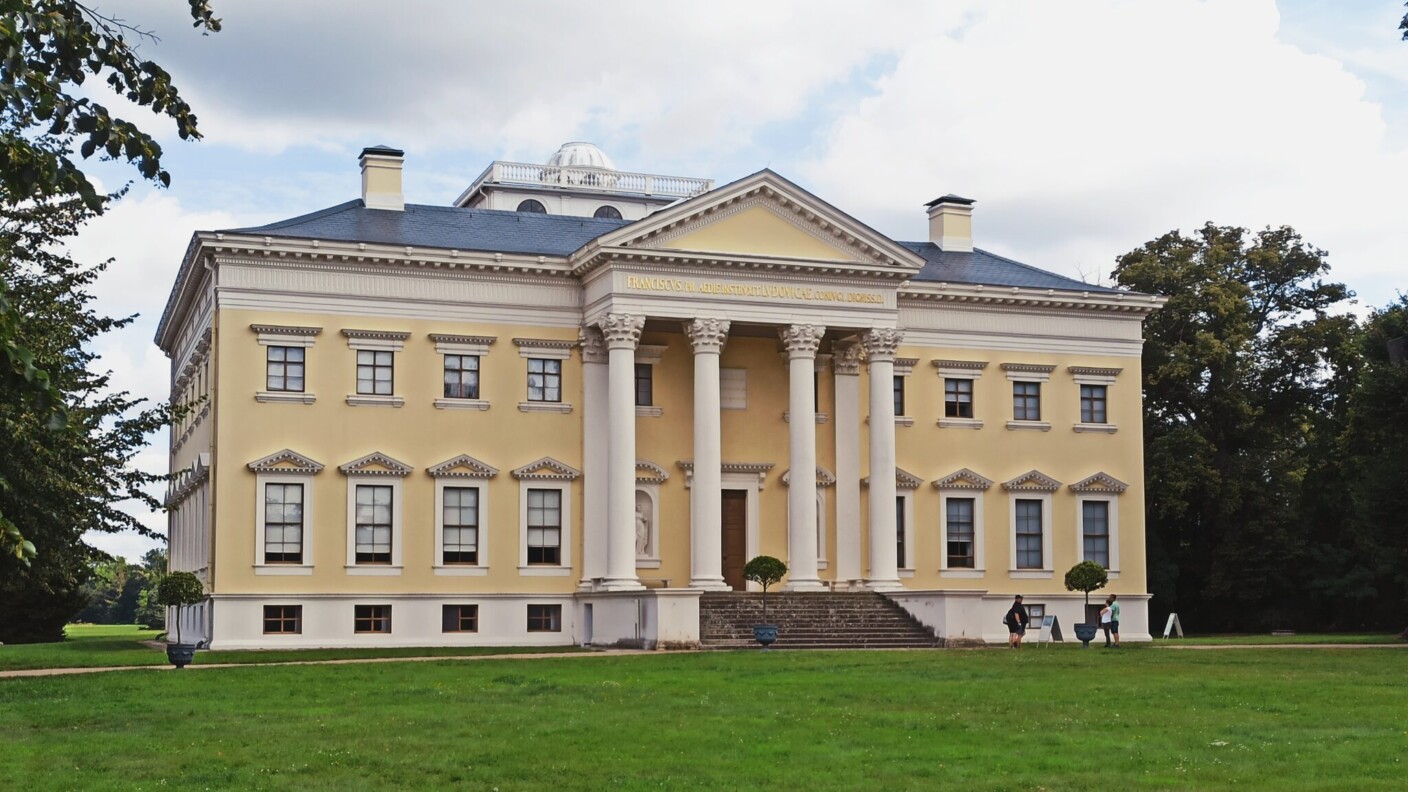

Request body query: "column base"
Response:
[865, 578, 904, 592]
[689, 577, 731, 591]
[596, 577, 645, 592]
[783, 578, 827, 592]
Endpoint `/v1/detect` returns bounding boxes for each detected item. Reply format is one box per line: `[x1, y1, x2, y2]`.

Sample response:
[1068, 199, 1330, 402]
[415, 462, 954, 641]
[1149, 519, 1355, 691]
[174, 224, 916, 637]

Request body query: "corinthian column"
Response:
[832, 341, 864, 586]
[578, 325, 608, 589]
[685, 318, 730, 590]
[598, 312, 646, 591]
[863, 327, 903, 591]
[781, 323, 826, 591]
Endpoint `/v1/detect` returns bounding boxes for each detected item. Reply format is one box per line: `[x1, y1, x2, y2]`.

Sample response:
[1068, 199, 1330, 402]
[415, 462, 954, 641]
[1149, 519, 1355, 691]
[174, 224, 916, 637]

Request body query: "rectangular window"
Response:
[1027, 603, 1046, 626]
[893, 375, 906, 416]
[1083, 500, 1110, 568]
[354, 604, 392, 634]
[1015, 499, 1044, 569]
[444, 354, 480, 399]
[526, 488, 562, 565]
[1013, 382, 1041, 421]
[263, 483, 304, 564]
[946, 497, 975, 569]
[1080, 384, 1107, 424]
[895, 496, 908, 568]
[527, 358, 561, 402]
[527, 604, 562, 632]
[262, 605, 302, 634]
[354, 485, 393, 564]
[356, 350, 394, 395]
[442, 486, 479, 564]
[442, 604, 479, 633]
[266, 346, 305, 392]
[944, 379, 973, 418]
[635, 363, 653, 407]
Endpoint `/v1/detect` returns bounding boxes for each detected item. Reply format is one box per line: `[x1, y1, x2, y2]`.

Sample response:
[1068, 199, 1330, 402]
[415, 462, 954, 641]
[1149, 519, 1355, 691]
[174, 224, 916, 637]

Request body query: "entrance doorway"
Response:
[721, 489, 748, 590]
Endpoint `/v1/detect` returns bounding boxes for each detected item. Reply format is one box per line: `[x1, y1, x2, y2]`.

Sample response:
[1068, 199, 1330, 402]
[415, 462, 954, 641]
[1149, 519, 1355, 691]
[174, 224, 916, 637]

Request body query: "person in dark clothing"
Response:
[1004, 595, 1029, 649]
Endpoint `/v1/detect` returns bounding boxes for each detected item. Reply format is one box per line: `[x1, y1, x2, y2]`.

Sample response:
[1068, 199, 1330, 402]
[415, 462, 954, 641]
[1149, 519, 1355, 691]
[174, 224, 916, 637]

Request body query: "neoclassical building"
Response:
[158, 143, 1163, 649]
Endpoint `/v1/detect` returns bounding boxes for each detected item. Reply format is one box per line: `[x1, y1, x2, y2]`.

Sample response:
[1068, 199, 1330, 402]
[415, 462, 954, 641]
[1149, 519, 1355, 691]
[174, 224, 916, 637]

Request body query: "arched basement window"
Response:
[516, 199, 547, 214]
[593, 205, 623, 220]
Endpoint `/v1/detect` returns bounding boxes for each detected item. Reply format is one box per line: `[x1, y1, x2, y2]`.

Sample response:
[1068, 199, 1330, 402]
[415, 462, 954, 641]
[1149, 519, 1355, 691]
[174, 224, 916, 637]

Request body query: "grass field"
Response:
[0, 625, 581, 671]
[1160, 632, 1402, 646]
[3, 644, 1406, 790]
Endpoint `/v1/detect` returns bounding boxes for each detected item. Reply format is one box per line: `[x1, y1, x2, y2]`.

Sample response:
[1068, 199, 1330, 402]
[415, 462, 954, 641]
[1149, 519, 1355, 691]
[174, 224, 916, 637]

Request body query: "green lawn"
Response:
[1157, 633, 1403, 646]
[2, 647, 1406, 790]
[0, 624, 581, 671]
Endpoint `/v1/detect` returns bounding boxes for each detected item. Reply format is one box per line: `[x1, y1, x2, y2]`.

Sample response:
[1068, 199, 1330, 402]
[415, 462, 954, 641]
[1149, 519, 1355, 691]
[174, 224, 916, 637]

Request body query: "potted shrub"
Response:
[157, 571, 206, 668]
[743, 555, 787, 649]
[1064, 561, 1109, 648]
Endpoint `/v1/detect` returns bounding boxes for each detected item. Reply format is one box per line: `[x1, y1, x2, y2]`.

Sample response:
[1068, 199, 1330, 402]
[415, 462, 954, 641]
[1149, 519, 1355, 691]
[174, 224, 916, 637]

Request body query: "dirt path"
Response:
[0, 649, 655, 679]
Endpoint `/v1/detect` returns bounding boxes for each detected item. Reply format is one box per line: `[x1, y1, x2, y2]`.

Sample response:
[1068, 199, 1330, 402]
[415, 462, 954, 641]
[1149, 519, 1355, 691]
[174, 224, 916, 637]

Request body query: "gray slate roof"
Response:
[226, 200, 1117, 293]
[224, 200, 632, 257]
[897, 242, 1121, 293]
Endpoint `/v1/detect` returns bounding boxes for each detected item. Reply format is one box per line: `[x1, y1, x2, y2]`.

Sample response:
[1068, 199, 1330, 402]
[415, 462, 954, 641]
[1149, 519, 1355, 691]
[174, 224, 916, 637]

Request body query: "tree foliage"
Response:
[1115, 223, 1366, 631]
[157, 570, 203, 644]
[0, 187, 173, 644]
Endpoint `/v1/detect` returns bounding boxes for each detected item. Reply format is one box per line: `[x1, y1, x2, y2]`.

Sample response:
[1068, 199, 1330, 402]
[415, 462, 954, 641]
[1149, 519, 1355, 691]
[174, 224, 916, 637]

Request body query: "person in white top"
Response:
[1099, 596, 1115, 648]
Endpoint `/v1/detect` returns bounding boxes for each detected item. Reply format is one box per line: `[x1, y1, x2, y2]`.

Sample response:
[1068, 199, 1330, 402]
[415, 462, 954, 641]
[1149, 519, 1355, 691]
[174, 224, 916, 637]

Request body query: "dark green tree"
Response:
[0, 0, 219, 561]
[1114, 223, 1356, 631]
[0, 189, 172, 643]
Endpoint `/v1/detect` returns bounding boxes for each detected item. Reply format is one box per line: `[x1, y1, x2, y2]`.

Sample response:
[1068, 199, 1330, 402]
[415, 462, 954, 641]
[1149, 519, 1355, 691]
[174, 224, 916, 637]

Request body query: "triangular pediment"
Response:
[932, 468, 994, 491]
[511, 456, 582, 480]
[861, 467, 924, 490]
[427, 454, 499, 479]
[247, 449, 324, 475]
[1069, 472, 1129, 494]
[578, 170, 925, 271]
[1003, 470, 1062, 492]
[781, 466, 837, 488]
[339, 452, 413, 477]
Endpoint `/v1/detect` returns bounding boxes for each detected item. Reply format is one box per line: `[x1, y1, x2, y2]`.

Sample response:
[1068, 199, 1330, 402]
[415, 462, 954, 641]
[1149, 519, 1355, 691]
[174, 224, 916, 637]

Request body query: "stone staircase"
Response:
[698, 591, 938, 649]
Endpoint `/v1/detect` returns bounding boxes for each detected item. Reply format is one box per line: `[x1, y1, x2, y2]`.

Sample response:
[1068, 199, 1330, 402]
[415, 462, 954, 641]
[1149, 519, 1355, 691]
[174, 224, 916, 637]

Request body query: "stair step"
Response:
[697, 592, 936, 649]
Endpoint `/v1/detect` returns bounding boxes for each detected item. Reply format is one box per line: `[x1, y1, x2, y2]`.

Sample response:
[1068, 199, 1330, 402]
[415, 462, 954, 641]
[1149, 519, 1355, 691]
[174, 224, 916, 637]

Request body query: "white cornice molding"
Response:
[572, 246, 917, 283]
[338, 452, 413, 477]
[426, 454, 499, 479]
[900, 281, 1166, 317]
[247, 449, 324, 475]
[511, 456, 582, 481]
[635, 460, 670, 485]
[676, 460, 774, 489]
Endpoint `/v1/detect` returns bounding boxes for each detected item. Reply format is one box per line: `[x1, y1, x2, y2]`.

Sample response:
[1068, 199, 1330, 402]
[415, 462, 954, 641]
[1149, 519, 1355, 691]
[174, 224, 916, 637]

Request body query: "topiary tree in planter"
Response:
[157, 571, 206, 668]
[743, 555, 787, 648]
[1064, 561, 1109, 648]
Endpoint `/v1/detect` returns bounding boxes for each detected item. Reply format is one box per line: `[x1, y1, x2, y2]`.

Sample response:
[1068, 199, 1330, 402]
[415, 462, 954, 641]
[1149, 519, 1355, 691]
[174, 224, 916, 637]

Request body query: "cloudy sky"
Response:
[76, 0, 1407, 561]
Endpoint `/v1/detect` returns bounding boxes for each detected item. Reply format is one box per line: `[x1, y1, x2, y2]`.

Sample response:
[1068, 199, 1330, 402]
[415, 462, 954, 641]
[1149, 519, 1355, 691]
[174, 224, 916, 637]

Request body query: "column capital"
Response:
[833, 341, 864, 376]
[598, 313, 646, 350]
[579, 325, 608, 364]
[780, 324, 825, 359]
[684, 318, 731, 354]
[861, 327, 904, 363]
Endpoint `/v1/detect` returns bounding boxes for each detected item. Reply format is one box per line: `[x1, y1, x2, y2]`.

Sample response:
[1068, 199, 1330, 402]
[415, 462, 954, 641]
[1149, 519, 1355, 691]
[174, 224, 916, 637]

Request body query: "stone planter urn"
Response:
[165, 643, 197, 669]
[753, 624, 779, 649]
[1073, 622, 1099, 648]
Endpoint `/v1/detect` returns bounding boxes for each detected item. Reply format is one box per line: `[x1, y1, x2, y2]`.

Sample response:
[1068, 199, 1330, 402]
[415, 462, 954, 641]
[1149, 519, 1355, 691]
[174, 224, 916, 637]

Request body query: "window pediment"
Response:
[247, 449, 324, 475]
[511, 456, 582, 481]
[636, 460, 670, 485]
[339, 452, 413, 477]
[1069, 472, 1128, 494]
[427, 454, 499, 479]
[933, 468, 994, 491]
[781, 466, 837, 488]
[1003, 470, 1062, 492]
[862, 467, 923, 490]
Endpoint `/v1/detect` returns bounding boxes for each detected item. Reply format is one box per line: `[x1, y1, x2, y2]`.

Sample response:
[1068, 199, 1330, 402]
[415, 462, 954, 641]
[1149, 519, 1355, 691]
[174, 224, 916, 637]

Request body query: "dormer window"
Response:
[516, 199, 547, 214]
[593, 205, 622, 219]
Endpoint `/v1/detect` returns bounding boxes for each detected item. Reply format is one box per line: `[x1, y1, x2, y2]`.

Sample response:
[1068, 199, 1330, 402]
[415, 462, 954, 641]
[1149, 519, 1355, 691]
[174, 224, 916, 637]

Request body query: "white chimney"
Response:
[926, 194, 974, 252]
[360, 145, 404, 211]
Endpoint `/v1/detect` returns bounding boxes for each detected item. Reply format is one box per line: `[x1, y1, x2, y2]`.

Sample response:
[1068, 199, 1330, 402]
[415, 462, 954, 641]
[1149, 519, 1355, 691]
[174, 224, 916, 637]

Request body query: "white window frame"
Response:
[893, 357, 918, 427]
[634, 345, 667, 417]
[518, 481, 573, 575]
[1008, 492, 1054, 578]
[434, 479, 490, 576]
[938, 492, 986, 578]
[934, 360, 986, 429]
[1076, 493, 1120, 578]
[896, 490, 916, 576]
[432, 334, 495, 411]
[515, 338, 574, 413]
[343, 329, 409, 408]
[345, 476, 404, 575]
[1071, 368, 1121, 433]
[253, 324, 320, 405]
[253, 473, 315, 575]
[1004, 364, 1053, 432]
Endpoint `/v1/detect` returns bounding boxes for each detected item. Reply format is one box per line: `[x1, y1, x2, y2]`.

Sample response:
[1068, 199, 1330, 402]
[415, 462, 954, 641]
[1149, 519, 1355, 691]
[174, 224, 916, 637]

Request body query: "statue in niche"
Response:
[635, 491, 652, 557]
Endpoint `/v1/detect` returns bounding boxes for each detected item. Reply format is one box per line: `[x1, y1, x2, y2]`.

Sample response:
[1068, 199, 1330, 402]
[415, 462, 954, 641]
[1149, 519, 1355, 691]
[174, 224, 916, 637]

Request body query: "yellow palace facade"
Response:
[157, 143, 1164, 649]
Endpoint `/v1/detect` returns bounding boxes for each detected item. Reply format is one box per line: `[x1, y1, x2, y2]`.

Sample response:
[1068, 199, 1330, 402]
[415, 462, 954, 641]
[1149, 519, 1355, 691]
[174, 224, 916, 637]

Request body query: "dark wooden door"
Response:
[721, 490, 748, 590]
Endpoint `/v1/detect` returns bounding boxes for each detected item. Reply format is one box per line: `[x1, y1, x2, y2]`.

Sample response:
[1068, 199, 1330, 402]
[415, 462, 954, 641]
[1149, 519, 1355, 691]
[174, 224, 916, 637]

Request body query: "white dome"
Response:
[546, 142, 616, 171]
